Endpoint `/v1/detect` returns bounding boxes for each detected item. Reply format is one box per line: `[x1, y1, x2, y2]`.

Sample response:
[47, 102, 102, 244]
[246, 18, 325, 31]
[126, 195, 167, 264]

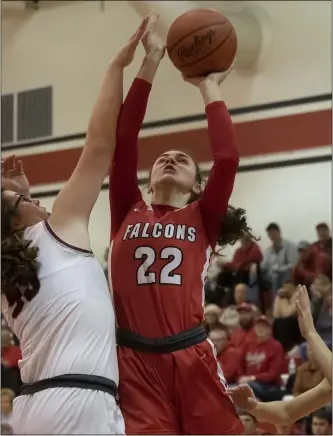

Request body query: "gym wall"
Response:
[2, 1, 331, 262]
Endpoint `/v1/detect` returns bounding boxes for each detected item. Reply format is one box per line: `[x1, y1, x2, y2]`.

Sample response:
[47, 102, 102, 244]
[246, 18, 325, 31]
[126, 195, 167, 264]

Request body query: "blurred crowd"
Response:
[2, 221, 332, 435]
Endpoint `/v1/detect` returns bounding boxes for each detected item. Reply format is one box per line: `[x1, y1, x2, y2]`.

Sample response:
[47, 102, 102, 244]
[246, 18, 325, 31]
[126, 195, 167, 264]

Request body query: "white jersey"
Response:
[2, 221, 124, 434]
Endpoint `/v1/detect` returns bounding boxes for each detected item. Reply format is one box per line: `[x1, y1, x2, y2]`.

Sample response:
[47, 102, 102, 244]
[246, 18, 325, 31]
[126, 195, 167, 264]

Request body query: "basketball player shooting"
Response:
[227, 286, 332, 425]
[1, 18, 148, 435]
[108, 14, 254, 435]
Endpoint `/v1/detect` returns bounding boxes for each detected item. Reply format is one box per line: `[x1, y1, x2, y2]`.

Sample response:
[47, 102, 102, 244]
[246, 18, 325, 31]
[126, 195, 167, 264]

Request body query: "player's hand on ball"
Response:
[141, 13, 166, 61]
[182, 60, 235, 87]
[113, 16, 149, 67]
[226, 384, 258, 412]
[295, 285, 316, 340]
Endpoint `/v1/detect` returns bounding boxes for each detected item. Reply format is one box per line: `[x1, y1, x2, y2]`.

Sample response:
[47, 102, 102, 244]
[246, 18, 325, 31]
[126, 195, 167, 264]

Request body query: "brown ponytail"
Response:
[1, 190, 40, 318]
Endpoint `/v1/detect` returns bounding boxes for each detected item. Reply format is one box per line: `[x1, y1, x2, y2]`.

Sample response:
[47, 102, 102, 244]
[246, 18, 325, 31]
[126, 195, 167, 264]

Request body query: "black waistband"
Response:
[20, 374, 118, 399]
[117, 324, 207, 353]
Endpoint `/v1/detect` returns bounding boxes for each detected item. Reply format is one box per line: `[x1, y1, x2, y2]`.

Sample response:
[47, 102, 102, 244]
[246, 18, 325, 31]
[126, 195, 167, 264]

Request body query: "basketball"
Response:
[167, 9, 237, 77]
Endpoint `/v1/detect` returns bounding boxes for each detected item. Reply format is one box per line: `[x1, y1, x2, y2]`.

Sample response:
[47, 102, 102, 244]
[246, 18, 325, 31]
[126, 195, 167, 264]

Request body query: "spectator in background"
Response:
[219, 306, 240, 336]
[103, 246, 109, 278]
[1, 328, 21, 370]
[292, 241, 312, 287]
[313, 285, 332, 350]
[1, 389, 14, 430]
[261, 223, 298, 298]
[203, 304, 222, 332]
[208, 327, 240, 385]
[272, 282, 302, 352]
[222, 233, 263, 286]
[229, 303, 257, 348]
[239, 412, 260, 435]
[298, 224, 332, 285]
[293, 344, 324, 397]
[238, 315, 285, 402]
[1, 329, 21, 395]
[311, 407, 332, 435]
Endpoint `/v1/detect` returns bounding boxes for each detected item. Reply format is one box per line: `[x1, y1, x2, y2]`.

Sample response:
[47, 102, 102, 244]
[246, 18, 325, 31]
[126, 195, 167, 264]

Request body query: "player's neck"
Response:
[151, 187, 191, 209]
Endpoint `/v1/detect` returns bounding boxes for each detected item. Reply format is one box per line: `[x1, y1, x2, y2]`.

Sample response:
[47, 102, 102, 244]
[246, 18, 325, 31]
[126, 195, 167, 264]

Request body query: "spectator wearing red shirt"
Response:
[224, 234, 263, 285]
[229, 303, 257, 349]
[296, 223, 332, 284]
[1, 328, 21, 395]
[208, 327, 240, 385]
[238, 315, 285, 402]
[1, 329, 21, 369]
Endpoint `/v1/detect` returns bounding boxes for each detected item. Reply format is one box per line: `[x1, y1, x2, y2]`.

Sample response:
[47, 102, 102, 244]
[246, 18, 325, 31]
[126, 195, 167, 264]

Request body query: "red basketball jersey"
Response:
[109, 199, 212, 338]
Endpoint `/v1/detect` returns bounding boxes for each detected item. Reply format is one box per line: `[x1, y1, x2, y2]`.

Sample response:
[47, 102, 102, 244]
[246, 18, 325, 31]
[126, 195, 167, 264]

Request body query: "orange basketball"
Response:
[167, 9, 237, 77]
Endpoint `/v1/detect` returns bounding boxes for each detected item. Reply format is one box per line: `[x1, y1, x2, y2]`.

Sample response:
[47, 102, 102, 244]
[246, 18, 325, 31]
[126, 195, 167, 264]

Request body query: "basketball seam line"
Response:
[176, 27, 235, 69]
[168, 19, 228, 54]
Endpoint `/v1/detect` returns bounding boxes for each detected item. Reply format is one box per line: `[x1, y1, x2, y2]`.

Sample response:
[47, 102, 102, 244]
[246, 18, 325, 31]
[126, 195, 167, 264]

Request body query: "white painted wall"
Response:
[2, 0, 331, 144]
[38, 159, 331, 263]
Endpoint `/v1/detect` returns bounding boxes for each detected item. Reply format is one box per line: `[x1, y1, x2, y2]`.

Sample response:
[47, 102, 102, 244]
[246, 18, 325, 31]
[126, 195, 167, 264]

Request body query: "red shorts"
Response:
[118, 339, 244, 435]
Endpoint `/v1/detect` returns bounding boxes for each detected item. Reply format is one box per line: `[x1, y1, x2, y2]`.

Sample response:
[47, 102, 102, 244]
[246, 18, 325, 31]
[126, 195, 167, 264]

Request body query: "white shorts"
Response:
[12, 388, 125, 435]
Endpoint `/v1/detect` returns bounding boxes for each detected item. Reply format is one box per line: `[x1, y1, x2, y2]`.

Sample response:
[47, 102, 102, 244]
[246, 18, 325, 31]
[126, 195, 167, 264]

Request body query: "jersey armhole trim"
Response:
[44, 221, 93, 256]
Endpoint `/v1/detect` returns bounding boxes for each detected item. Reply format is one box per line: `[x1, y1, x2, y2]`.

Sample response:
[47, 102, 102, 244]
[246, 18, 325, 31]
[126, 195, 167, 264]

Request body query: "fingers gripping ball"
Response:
[167, 9, 237, 77]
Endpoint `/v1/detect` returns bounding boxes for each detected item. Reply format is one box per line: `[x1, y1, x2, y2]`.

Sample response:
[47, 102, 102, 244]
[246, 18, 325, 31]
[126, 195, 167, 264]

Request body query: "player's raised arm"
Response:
[183, 68, 240, 246]
[228, 380, 332, 425]
[109, 13, 165, 239]
[49, 19, 148, 250]
[296, 285, 332, 385]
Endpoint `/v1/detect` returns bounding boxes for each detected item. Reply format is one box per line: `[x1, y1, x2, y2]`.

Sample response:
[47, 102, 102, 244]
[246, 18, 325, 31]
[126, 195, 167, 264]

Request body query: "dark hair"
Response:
[312, 407, 332, 424]
[188, 162, 258, 248]
[316, 222, 329, 231]
[150, 159, 258, 249]
[266, 222, 280, 232]
[1, 189, 40, 318]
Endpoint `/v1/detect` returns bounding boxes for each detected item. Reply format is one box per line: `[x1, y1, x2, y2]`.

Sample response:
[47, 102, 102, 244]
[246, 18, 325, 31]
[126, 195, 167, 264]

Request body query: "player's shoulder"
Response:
[24, 221, 45, 244]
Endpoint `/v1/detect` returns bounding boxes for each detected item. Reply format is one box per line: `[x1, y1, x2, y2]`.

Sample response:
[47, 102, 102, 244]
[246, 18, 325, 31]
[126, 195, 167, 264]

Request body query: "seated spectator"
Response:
[238, 315, 285, 402]
[1, 328, 21, 370]
[1, 329, 21, 395]
[203, 304, 222, 332]
[301, 223, 332, 284]
[292, 241, 312, 287]
[261, 223, 298, 298]
[1, 424, 13, 435]
[311, 407, 332, 435]
[222, 233, 263, 286]
[239, 411, 262, 435]
[275, 423, 303, 435]
[229, 303, 257, 348]
[293, 344, 324, 397]
[311, 275, 331, 300]
[1, 389, 14, 430]
[272, 282, 303, 351]
[219, 306, 240, 336]
[208, 327, 240, 385]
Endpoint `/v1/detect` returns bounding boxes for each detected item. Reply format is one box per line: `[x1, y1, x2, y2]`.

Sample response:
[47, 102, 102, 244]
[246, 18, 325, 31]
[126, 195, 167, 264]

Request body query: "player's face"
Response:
[150, 151, 201, 196]
[3, 190, 49, 230]
[254, 322, 271, 341]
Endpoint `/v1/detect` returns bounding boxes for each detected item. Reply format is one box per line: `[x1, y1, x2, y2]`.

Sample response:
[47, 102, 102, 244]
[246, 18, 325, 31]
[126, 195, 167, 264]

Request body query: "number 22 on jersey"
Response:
[135, 246, 183, 286]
